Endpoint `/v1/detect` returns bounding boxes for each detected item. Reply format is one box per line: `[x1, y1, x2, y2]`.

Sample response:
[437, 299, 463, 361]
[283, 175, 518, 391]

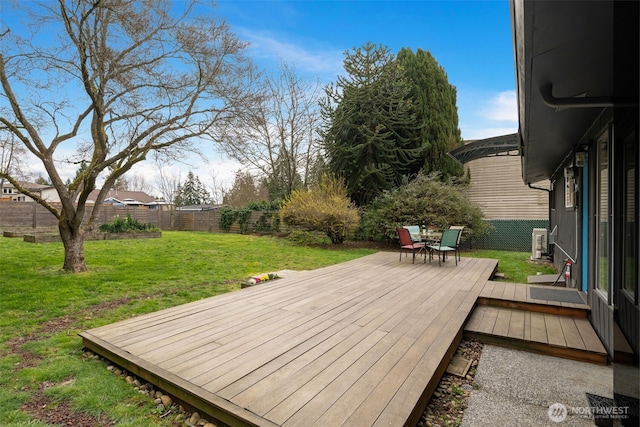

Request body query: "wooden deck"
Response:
[477, 280, 590, 317]
[465, 281, 608, 365]
[80, 252, 498, 427]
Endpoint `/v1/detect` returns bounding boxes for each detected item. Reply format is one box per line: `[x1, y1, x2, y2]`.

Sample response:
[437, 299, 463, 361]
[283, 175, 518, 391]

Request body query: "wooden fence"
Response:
[0, 202, 270, 233]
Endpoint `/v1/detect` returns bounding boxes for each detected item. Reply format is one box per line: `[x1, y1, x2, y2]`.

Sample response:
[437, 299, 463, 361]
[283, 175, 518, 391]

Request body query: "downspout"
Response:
[527, 182, 551, 224]
[527, 183, 550, 193]
[528, 183, 551, 242]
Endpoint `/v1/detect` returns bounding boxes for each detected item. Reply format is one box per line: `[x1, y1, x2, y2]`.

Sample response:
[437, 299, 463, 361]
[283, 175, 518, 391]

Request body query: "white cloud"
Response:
[458, 89, 518, 141]
[480, 90, 518, 122]
[235, 27, 344, 79]
[130, 155, 243, 198]
[461, 126, 518, 141]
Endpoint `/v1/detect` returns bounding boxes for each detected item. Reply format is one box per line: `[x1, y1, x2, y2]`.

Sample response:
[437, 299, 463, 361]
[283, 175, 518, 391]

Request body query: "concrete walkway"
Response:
[462, 345, 614, 426]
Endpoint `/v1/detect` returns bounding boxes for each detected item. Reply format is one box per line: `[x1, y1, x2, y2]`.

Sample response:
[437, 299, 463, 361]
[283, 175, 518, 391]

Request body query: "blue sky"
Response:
[4, 0, 518, 194]
[190, 0, 518, 190]
[215, 0, 518, 140]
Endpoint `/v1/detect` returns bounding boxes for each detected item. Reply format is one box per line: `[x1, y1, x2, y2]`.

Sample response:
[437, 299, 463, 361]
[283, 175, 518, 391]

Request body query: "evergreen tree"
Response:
[34, 174, 52, 186]
[396, 48, 464, 177]
[320, 42, 423, 206]
[174, 171, 211, 207]
[223, 170, 267, 207]
[264, 154, 304, 202]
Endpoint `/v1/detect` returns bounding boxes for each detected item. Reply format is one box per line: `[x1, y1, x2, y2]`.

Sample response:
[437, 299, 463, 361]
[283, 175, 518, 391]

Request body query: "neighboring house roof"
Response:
[86, 189, 156, 205]
[1, 181, 53, 191]
[1, 181, 61, 202]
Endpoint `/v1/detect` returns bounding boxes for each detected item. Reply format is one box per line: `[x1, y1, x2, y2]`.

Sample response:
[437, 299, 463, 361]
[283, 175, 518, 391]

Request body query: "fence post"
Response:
[32, 202, 37, 228]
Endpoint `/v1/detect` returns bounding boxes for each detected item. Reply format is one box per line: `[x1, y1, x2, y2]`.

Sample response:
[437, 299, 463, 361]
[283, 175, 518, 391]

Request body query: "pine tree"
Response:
[396, 48, 464, 178]
[223, 170, 267, 207]
[320, 42, 422, 206]
[174, 171, 211, 206]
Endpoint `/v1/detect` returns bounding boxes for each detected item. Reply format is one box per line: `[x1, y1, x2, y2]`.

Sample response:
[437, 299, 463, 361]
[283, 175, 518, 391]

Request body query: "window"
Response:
[596, 130, 610, 297]
[622, 124, 638, 300]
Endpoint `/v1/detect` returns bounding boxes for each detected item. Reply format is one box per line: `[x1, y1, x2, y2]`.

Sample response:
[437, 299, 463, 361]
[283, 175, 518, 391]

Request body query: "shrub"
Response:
[235, 207, 252, 233]
[279, 174, 361, 244]
[98, 214, 158, 233]
[219, 203, 281, 233]
[254, 211, 281, 232]
[219, 207, 237, 232]
[362, 172, 490, 242]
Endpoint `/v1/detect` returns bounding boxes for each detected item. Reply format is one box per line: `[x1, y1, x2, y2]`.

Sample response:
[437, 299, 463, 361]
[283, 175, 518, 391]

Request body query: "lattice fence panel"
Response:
[472, 219, 549, 252]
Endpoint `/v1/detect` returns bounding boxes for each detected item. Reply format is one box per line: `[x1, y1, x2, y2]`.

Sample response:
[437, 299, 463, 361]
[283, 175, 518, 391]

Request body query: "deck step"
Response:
[464, 305, 608, 365]
[527, 273, 563, 286]
[478, 281, 590, 318]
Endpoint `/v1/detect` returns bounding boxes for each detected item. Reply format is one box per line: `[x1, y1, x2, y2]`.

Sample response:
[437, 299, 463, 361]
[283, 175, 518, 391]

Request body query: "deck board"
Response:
[544, 313, 567, 347]
[464, 298, 607, 364]
[81, 252, 498, 427]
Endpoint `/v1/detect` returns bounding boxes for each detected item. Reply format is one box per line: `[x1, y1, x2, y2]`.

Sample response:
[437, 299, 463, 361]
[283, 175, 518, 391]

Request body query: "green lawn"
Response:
[465, 248, 557, 284]
[0, 231, 553, 426]
[0, 231, 374, 426]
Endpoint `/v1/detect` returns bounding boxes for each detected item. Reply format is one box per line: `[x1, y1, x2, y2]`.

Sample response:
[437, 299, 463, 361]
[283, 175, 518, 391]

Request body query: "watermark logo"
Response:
[548, 403, 568, 422]
[548, 402, 630, 422]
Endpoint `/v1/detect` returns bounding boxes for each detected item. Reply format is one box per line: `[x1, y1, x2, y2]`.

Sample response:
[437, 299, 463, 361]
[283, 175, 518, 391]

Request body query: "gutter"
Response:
[540, 84, 638, 111]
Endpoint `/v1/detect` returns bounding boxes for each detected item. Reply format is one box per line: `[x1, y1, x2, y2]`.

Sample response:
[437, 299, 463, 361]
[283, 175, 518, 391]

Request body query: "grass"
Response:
[0, 231, 375, 426]
[0, 231, 554, 426]
[465, 249, 557, 284]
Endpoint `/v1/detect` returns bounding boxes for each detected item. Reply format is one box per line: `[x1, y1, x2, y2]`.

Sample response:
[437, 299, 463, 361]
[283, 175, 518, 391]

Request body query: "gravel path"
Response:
[418, 338, 484, 427]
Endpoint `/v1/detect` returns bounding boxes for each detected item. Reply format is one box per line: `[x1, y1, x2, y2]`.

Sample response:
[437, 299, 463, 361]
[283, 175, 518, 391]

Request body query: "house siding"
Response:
[464, 153, 550, 251]
[549, 169, 581, 287]
[465, 154, 549, 220]
[589, 291, 614, 356]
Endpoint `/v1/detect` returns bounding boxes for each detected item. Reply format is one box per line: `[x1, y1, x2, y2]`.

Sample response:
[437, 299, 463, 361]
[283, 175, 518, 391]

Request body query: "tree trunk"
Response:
[59, 222, 87, 272]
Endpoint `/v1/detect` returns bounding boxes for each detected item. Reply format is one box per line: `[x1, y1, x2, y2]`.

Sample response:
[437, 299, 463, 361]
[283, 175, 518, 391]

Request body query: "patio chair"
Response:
[404, 225, 422, 243]
[449, 225, 465, 261]
[427, 228, 461, 266]
[397, 227, 425, 263]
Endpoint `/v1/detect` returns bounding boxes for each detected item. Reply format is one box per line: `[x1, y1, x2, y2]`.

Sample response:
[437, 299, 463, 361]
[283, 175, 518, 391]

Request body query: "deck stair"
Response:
[464, 281, 608, 365]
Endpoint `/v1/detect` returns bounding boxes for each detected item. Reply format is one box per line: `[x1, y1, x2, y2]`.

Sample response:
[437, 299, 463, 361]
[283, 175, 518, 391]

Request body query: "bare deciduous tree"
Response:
[220, 61, 324, 201]
[128, 173, 152, 194]
[207, 168, 227, 205]
[153, 154, 181, 205]
[0, 129, 29, 186]
[0, 0, 260, 271]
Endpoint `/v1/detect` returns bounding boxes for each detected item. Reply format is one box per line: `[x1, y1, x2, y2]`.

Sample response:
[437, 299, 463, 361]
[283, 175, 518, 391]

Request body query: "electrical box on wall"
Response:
[564, 167, 575, 208]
